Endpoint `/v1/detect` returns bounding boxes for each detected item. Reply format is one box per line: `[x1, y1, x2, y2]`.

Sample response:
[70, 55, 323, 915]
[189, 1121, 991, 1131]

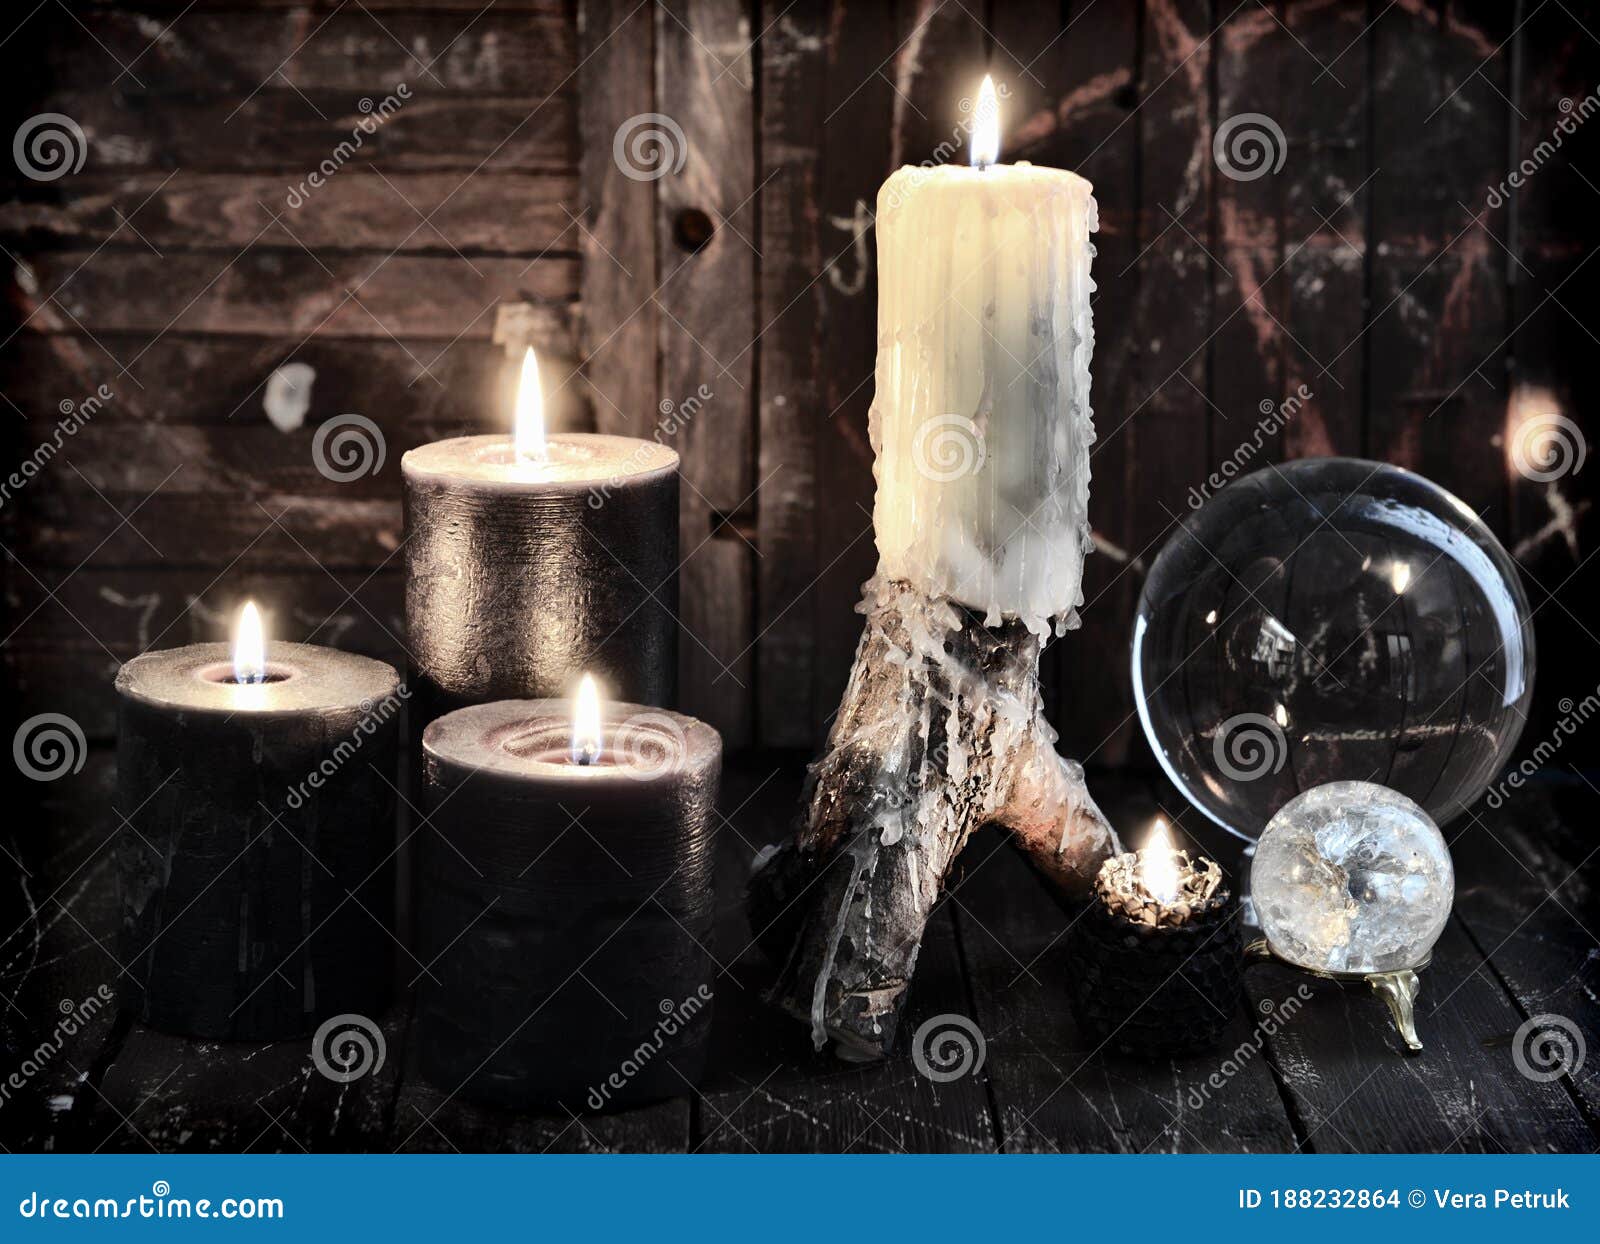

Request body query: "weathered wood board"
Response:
[4, 0, 1593, 753]
[5, 757, 1595, 1153]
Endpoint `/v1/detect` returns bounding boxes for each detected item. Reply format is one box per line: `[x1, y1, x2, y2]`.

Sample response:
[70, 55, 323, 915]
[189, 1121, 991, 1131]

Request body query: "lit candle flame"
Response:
[233, 601, 266, 685]
[970, 74, 1000, 169]
[514, 346, 547, 462]
[572, 672, 603, 765]
[1140, 818, 1180, 905]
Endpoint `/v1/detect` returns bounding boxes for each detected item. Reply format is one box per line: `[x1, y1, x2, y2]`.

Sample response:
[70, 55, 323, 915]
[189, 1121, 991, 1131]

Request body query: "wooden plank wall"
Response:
[0, 0, 584, 743]
[570, 0, 1597, 755]
[2, 0, 1596, 758]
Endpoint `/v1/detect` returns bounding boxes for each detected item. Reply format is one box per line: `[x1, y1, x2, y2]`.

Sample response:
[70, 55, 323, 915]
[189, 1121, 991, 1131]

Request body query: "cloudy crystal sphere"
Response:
[1251, 781, 1454, 974]
[1132, 457, 1534, 842]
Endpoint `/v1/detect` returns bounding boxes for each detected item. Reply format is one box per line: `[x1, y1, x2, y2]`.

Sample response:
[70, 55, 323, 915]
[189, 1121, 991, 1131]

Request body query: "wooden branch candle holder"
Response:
[747, 578, 1118, 1059]
[746, 99, 1119, 1060]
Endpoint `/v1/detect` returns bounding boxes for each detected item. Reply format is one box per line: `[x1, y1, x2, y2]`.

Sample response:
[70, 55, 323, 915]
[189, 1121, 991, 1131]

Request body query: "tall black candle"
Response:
[115, 628, 401, 1040]
[402, 430, 679, 729]
[416, 695, 719, 1112]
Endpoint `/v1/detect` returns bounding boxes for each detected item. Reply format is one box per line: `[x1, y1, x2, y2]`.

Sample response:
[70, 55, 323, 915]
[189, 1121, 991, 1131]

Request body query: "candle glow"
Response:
[572, 672, 603, 765]
[1140, 818, 1180, 905]
[970, 74, 1000, 168]
[514, 346, 547, 462]
[233, 601, 266, 685]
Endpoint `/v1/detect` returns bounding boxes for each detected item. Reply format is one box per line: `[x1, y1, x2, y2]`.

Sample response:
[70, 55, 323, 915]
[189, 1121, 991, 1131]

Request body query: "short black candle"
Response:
[1066, 844, 1242, 1058]
[114, 641, 402, 1040]
[417, 698, 720, 1112]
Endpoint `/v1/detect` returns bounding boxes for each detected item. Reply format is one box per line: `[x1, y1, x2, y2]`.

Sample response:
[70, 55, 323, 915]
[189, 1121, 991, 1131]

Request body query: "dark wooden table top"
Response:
[3, 755, 1596, 1154]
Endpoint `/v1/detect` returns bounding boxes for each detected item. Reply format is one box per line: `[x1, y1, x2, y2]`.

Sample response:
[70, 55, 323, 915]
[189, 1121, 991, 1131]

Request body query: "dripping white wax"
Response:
[869, 162, 1098, 635]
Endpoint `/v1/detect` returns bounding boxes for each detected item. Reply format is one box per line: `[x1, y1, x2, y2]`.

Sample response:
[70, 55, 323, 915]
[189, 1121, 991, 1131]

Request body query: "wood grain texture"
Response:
[699, 767, 997, 1152]
[809, 2, 899, 739]
[654, 0, 756, 743]
[21, 90, 575, 175]
[7, 488, 407, 571]
[393, 1053, 693, 1152]
[5, 1, 1589, 759]
[18, 7, 575, 95]
[1106, 0, 1219, 770]
[84, 1012, 406, 1152]
[1278, 0, 1368, 457]
[1503, 0, 1600, 766]
[1, 172, 580, 255]
[1367, 1, 1509, 520]
[578, 0, 659, 442]
[0, 334, 571, 428]
[0, 754, 127, 1154]
[1448, 779, 1600, 1126]
[2, 0, 1597, 1155]
[1246, 913, 1595, 1152]
[1211, 0, 1285, 469]
[752, 0, 826, 747]
[16, 251, 576, 341]
[956, 819, 1297, 1153]
[92, 0, 567, 10]
[12, 757, 1591, 1152]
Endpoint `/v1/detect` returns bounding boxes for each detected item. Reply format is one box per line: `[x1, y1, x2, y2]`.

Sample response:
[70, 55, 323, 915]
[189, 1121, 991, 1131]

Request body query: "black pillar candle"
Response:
[1066, 831, 1242, 1058]
[417, 696, 719, 1112]
[115, 638, 402, 1040]
[402, 432, 679, 732]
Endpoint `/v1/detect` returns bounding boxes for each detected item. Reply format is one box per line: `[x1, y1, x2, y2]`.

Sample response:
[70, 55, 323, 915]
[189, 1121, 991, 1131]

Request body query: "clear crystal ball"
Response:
[1251, 781, 1454, 974]
[1132, 457, 1534, 842]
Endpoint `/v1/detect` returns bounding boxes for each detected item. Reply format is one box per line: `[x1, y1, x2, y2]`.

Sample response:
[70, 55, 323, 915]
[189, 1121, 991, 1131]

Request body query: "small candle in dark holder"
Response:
[417, 678, 720, 1112]
[402, 347, 679, 739]
[114, 602, 402, 1040]
[1066, 819, 1242, 1058]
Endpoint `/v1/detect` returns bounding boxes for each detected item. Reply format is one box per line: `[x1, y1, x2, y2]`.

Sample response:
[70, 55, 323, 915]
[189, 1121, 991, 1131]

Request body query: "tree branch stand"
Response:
[747, 576, 1119, 1059]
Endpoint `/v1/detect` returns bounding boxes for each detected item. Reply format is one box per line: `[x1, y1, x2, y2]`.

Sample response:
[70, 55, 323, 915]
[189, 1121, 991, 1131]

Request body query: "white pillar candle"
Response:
[870, 79, 1098, 636]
